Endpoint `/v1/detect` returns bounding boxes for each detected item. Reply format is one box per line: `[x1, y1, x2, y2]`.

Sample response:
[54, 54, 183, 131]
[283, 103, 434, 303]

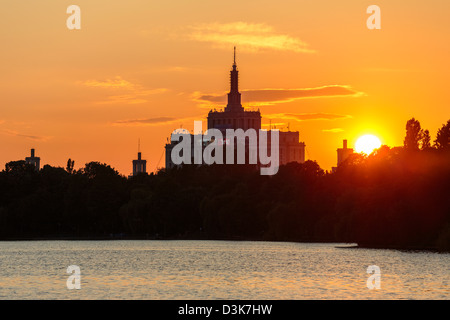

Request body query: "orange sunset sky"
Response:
[1, 0, 449, 175]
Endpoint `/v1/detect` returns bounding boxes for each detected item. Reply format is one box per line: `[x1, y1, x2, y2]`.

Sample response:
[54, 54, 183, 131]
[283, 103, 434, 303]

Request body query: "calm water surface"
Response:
[0, 240, 448, 299]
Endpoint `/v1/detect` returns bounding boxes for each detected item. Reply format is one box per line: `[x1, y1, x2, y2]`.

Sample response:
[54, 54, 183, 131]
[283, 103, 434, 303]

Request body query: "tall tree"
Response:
[421, 129, 431, 150]
[434, 120, 450, 150]
[66, 158, 75, 174]
[404, 118, 422, 150]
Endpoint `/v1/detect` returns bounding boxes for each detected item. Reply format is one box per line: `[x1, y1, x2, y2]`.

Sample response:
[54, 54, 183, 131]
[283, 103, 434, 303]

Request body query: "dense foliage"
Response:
[0, 119, 449, 250]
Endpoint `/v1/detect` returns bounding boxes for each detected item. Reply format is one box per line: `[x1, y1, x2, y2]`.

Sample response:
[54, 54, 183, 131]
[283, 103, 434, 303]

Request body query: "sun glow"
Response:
[355, 134, 382, 154]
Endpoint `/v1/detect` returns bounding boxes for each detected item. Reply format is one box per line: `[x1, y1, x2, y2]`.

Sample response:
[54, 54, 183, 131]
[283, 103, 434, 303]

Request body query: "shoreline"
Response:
[0, 236, 447, 253]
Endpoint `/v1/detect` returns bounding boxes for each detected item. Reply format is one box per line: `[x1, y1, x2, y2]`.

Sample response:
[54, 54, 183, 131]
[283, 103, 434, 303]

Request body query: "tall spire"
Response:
[226, 47, 243, 112]
[138, 138, 141, 160]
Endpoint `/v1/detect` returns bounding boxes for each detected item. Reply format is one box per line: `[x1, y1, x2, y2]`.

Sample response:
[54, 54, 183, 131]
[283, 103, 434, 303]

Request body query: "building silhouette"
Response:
[132, 152, 147, 176]
[165, 48, 306, 169]
[130, 140, 147, 177]
[207, 47, 262, 132]
[332, 139, 353, 172]
[25, 148, 40, 171]
[278, 130, 305, 165]
[165, 129, 206, 169]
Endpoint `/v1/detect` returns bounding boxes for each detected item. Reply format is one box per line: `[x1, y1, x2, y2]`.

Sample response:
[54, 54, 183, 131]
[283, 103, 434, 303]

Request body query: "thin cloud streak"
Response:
[2, 129, 49, 141]
[95, 88, 168, 105]
[112, 116, 200, 127]
[322, 128, 345, 133]
[265, 113, 352, 122]
[113, 117, 177, 126]
[262, 122, 286, 127]
[80, 76, 168, 105]
[193, 85, 363, 107]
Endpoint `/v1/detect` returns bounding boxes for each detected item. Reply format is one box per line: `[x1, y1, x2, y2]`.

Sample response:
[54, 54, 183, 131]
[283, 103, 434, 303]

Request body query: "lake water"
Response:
[0, 240, 448, 300]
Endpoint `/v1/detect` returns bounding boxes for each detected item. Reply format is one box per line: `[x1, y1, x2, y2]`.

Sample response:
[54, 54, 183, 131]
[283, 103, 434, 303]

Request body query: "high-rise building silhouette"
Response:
[207, 47, 261, 132]
[165, 48, 306, 169]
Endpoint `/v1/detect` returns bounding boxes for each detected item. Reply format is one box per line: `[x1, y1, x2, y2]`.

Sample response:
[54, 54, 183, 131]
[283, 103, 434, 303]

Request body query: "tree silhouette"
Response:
[66, 158, 75, 174]
[404, 118, 422, 150]
[434, 120, 450, 150]
[0, 118, 449, 250]
[82, 161, 121, 179]
[421, 129, 431, 150]
[5, 160, 36, 174]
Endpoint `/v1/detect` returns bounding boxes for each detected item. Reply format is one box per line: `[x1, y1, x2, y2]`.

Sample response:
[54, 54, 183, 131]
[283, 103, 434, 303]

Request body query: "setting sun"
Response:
[355, 134, 382, 155]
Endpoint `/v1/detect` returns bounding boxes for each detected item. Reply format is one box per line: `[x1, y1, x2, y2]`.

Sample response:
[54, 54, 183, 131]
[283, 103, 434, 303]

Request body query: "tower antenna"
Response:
[233, 46, 236, 66]
[138, 138, 141, 153]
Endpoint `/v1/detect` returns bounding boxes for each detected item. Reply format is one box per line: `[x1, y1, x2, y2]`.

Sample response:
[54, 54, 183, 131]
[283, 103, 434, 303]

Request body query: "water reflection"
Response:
[0, 241, 448, 299]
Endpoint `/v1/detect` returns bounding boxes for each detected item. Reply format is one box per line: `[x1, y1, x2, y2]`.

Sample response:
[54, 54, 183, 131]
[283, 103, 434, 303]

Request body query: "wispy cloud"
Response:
[167, 66, 190, 72]
[80, 76, 168, 105]
[111, 116, 199, 127]
[265, 113, 352, 122]
[82, 76, 135, 88]
[112, 117, 177, 126]
[193, 85, 363, 108]
[2, 129, 49, 141]
[262, 122, 286, 127]
[96, 88, 168, 105]
[187, 22, 315, 53]
[322, 128, 345, 133]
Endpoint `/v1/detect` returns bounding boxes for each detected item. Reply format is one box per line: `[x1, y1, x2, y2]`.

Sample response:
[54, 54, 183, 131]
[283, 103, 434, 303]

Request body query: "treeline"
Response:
[0, 119, 449, 250]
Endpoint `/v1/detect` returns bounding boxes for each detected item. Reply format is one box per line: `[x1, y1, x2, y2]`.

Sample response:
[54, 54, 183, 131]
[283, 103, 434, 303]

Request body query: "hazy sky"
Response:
[1, 0, 449, 174]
